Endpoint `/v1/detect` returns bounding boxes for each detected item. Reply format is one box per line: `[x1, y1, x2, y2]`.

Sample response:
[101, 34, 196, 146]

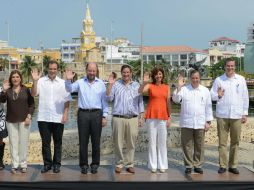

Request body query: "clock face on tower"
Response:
[85, 37, 90, 44]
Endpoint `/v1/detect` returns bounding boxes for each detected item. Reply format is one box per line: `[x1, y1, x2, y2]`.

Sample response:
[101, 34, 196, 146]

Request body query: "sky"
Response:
[0, 0, 253, 50]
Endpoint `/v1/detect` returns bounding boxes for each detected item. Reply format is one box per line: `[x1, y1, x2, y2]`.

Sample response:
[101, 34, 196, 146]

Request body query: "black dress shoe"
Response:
[53, 165, 61, 173]
[81, 166, 89, 174]
[228, 168, 239, 174]
[91, 165, 98, 174]
[185, 168, 192, 174]
[194, 168, 203, 174]
[218, 167, 226, 174]
[41, 165, 52, 173]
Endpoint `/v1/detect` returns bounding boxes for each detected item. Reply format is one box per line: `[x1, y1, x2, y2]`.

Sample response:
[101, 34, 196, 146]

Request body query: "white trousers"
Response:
[6, 122, 30, 168]
[146, 119, 168, 170]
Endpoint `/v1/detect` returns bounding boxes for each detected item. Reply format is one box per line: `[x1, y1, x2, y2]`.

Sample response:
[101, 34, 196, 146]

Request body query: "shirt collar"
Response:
[188, 83, 201, 91]
[83, 76, 99, 83]
[45, 75, 60, 82]
[223, 73, 237, 80]
[119, 79, 133, 85]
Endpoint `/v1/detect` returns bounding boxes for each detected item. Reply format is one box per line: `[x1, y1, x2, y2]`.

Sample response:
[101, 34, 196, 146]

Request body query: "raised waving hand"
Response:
[31, 68, 42, 81]
[2, 80, 10, 92]
[65, 69, 75, 80]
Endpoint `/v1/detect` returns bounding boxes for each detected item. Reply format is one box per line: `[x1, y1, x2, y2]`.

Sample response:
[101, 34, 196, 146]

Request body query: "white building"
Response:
[244, 22, 254, 73]
[235, 44, 245, 58]
[61, 36, 141, 65]
[96, 37, 140, 64]
[142, 46, 208, 67]
[0, 40, 8, 49]
[209, 36, 240, 51]
[209, 36, 245, 58]
[60, 39, 80, 63]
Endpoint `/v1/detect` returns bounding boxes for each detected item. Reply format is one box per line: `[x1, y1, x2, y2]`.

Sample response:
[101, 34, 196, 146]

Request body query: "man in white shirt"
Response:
[31, 60, 72, 173]
[210, 58, 249, 174]
[173, 70, 213, 174]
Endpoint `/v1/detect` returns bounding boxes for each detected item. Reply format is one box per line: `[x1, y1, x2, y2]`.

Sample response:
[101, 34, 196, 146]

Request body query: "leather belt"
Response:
[79, 108, 101, 112]
[113, 115, 138, 119]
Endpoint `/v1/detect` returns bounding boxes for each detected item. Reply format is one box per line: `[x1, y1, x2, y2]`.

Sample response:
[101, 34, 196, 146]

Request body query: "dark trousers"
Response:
[78, 109, 102, 167]
[38, 121, 64, 167]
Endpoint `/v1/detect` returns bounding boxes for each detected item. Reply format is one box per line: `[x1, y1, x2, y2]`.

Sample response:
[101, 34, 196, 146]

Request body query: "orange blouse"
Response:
[145, 83, 170, 120]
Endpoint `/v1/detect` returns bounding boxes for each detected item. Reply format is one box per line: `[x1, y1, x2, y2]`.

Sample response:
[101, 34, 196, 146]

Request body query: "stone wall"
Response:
[2, 119, 254, 164]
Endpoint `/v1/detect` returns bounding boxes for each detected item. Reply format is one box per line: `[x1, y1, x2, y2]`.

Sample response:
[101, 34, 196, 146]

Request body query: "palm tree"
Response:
[128, 60, 153, 81]
[43, 55, 52, 75]
[19, 56, 36, 83]
[58, 59, 67, 78]
[0, 57, 9, 71]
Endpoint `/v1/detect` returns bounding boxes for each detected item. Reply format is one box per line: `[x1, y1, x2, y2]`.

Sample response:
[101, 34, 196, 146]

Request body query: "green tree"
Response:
[128, 60, 153, 81]
[0, 57, 9, 71]
[128, 59, 180, 84]
[210, 57, 243, 79]
[19, 56, 36, 83]
[42, 55, 52, 75]
[58, 59, 67, 78]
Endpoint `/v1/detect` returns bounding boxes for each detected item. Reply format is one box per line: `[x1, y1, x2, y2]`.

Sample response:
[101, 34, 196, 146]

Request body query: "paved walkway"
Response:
[63, 142, 254, 170]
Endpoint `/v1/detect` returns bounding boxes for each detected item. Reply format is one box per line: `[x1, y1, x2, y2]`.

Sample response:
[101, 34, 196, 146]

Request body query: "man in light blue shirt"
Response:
[65, 62, 108, 174]
[106, 65, 144, 174]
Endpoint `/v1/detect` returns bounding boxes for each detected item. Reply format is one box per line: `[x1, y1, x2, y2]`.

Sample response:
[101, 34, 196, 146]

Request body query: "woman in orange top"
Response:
[139, 67, 171, 173]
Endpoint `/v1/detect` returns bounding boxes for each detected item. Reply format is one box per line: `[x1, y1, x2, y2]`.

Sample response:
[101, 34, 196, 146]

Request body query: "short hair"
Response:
[48, 60, 58, 69]
[151, 67, 164, 84]
[121, 65, 132, 73]
[224, 57, 235, 66]
[9, 70, 23, 88]
[112, 72, 117, 79]
[190, 69, 200, 78]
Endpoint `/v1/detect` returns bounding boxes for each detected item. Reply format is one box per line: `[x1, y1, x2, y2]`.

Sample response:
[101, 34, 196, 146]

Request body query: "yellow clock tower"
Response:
[75, 4, 96, 62]
[81, 4, 96, 50]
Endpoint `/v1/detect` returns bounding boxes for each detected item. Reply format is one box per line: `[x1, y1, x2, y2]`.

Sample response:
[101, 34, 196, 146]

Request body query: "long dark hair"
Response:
[151, 67, 165, 84]
[9, 70, 23, 88]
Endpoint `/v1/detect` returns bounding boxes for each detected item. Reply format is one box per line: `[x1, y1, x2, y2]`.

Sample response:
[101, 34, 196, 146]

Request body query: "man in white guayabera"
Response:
[210, 58, 249, 175]
[173, 70, 213, 175]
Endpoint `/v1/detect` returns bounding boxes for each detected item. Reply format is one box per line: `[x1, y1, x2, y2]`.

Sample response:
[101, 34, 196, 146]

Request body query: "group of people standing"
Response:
[0, 57, 249, 175]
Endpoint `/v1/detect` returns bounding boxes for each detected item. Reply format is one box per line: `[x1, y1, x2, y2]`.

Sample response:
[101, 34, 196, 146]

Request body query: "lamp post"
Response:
[140, 23, 144, 82]
[239, 56, 242, 72]
[40, 40, 44, 74]
[4, 21, 11, 76]
[110, 21, 114, 73]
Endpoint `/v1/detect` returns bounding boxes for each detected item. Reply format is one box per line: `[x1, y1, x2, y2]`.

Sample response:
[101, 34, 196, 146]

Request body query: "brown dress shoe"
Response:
[126, 167, 135, 174]
[115, 167, 122, 173]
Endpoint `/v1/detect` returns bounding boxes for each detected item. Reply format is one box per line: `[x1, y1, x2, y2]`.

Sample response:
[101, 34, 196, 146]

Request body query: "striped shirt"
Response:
[107, 80, 144, 116]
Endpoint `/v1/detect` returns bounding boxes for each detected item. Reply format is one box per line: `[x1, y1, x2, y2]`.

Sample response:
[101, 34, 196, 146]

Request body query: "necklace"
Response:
[12, 87, 21, 101]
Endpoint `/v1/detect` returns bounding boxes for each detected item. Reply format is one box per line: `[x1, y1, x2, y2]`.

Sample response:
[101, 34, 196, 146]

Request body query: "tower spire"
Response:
[86, 3, 92, 21]
[80, 1, 96, 51]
